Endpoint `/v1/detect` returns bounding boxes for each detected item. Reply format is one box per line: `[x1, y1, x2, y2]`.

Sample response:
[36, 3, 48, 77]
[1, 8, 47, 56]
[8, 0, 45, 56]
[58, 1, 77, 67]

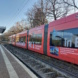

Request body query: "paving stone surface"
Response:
[0, 45, 35, 78]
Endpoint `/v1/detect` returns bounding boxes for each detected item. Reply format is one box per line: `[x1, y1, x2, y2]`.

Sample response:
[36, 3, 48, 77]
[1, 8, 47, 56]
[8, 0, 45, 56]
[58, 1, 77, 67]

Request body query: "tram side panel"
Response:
[9, 36, 13, 44]
[19, 31, 28, 49]
[12, 34, 16, 46]
[28, 25, 45, 54]
[47, 13, 78, 64]
[15, 31, 27, 49]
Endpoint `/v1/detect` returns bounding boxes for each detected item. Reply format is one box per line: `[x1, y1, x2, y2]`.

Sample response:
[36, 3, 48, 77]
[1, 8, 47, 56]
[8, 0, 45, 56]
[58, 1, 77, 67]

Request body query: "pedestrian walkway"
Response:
[0, 45, 38, 78]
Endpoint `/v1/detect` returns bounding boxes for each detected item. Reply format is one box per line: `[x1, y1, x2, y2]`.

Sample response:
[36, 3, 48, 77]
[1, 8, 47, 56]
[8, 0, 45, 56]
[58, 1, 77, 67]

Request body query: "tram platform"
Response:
[0, 45, 38, 78]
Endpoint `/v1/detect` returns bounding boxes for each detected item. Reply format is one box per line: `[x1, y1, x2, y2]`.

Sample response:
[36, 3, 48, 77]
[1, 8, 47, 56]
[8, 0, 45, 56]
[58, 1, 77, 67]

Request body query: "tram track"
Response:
[4, 44, 78, 78]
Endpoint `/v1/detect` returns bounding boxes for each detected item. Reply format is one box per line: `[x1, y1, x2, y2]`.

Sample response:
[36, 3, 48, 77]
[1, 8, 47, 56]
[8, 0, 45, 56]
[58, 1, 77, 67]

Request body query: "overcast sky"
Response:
[0, 0, 37, 32]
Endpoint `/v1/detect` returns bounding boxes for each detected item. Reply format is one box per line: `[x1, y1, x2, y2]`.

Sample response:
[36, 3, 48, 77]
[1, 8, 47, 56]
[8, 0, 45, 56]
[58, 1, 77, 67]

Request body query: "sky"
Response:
[0, 0, 37, 32]
[0, 0, 78, 33]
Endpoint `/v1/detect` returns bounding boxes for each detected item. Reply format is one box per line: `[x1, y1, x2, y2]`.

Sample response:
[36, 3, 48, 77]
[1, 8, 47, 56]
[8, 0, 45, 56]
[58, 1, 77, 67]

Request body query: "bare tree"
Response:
[27, 0, 72, 24]
[63, 0, 78, 10]
[26, 9, 34, 27]
[20, 19, 30, 30]
[26, 0, 48, 27]
[45, 0, 70, 20]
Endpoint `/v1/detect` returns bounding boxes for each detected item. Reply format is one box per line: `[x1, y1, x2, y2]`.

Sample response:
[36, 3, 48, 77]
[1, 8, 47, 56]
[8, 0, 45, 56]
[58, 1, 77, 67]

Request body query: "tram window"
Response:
[13, 38, 15, 42]
[19, 36, 26, 43]
[50, 31, 63, 46]
[63, 31, 74, 48]
[29, 35, 34, 44]
[29, 35, 32, 42]
[35, 34, 42, 45]
[9, 38, 12, 42]
[23, 36, 26, 42]
[50, 28, 78, 48]
[64, 28, 78, 35]
[63, 28, 78, 48]
[29, 34, 42, 45]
